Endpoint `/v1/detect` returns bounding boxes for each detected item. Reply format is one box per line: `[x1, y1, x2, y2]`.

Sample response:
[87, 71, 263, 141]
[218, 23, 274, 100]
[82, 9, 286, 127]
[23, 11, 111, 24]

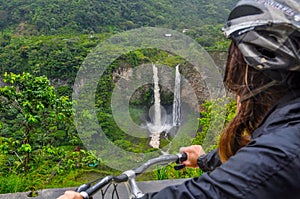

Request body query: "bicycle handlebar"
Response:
[133, 153, 186, 175]
[76, 153, 187, 199]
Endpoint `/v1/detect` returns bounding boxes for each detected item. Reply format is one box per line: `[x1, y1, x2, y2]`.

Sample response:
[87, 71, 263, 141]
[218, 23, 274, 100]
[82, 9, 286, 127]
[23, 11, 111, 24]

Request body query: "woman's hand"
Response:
[56, 191, 82, 199]
[179, 145, 205, 168]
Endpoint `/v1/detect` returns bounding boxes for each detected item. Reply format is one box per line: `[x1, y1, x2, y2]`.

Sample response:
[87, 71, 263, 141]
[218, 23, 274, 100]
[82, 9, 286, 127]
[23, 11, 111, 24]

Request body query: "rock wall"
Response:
[112, 52, 227, 112]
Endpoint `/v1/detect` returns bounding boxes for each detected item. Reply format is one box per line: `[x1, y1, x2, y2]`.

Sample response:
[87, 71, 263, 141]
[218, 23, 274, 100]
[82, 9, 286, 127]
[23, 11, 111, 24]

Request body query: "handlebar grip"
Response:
[176, 152, 187, 163]
[79, 176, 113, 199]
[174, 152, 188, 170]
[75, 183, 90, 192]
[180, 152, 188, 162]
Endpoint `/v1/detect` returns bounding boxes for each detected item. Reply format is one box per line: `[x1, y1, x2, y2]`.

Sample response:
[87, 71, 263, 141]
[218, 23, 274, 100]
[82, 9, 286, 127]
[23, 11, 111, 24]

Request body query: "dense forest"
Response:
[0, 0, 238, 195]
[0, 0, 239, 49]
[0, 0, 237, 34]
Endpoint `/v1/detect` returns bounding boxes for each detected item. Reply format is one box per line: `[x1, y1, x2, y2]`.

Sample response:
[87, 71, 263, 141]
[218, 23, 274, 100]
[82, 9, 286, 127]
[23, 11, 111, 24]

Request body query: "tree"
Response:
[0, 72, 75, 174]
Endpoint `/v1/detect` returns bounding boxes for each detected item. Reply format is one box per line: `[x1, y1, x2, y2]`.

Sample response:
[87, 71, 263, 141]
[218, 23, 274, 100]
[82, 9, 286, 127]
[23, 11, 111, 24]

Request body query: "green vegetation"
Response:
[0, 72, 98, 193]
[154, 163, 203, 181]
[0, 34, 107, 85]
[193, 98, 237, 150]
[0, 0, 238, 50]
[0, 0, 237, 35]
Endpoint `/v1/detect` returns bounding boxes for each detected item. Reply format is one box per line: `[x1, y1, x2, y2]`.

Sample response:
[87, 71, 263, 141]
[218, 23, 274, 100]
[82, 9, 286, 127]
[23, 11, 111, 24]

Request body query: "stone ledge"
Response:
[0, 178, 189, 199]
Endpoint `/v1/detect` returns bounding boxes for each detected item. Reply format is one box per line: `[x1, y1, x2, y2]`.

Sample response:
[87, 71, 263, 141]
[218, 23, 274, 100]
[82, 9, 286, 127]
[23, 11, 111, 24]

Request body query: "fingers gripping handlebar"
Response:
[76, 153, 187, 199]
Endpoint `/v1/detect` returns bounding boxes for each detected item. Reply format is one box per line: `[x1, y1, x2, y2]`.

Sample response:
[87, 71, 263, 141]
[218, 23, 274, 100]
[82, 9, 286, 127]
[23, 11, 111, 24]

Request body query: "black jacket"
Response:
[141, 90, 300, 199]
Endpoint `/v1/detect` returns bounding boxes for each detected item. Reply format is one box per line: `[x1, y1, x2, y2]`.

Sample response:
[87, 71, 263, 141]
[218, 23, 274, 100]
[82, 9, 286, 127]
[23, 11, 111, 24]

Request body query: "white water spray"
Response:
[148, 64, 181, 149]
[149, 64, 162, 148]
[172, 64, 181, 126]
[152, 64, 162, 128]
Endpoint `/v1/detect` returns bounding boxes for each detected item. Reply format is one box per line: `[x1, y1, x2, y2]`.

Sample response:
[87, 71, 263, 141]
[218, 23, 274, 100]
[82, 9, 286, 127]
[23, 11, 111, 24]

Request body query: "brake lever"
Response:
[174, 164, 185, 170]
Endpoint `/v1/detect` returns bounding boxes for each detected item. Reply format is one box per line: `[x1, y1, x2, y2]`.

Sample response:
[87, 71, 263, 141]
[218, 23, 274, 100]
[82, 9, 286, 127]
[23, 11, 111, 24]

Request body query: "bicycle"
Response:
[75, 153, 187, 199]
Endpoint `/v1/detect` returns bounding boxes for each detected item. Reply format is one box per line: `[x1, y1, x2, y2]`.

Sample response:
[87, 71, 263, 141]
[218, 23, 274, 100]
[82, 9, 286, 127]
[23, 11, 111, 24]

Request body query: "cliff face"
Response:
[112, 52, 227, 112]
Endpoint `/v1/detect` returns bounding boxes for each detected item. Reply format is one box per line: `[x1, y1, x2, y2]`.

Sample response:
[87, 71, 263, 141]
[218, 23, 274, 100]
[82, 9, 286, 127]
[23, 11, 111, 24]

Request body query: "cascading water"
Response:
[148, 64, 181, 149]
[153, 64, 162, 129]
[172, 64, 181, 126]
[149, 64, 163, 148]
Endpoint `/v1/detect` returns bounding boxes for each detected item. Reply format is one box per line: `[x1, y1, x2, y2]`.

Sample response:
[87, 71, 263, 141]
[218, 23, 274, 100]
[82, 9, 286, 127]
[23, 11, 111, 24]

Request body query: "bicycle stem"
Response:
[123, 170, 145, 199]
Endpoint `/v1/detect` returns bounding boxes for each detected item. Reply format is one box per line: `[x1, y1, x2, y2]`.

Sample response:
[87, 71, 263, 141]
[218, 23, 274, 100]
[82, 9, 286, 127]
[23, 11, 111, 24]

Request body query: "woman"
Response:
[58, 0, 300, 198]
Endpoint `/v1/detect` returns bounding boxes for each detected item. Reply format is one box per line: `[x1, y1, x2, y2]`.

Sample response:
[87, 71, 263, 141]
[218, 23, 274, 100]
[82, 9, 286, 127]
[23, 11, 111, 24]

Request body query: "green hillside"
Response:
[0, 0, 238, 35]
[0, 0, 239, 90]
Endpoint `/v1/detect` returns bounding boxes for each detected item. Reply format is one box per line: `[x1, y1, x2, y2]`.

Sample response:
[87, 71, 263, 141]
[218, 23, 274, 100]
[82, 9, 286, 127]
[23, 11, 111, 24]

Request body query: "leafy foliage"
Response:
[0, 0, 238, 33]
[0, 34, 107, 84]
[0, 0, 238, 49]
[192, 97, 237, 152]
[154, 163, 203, 180]
[0, 73, 100, 193]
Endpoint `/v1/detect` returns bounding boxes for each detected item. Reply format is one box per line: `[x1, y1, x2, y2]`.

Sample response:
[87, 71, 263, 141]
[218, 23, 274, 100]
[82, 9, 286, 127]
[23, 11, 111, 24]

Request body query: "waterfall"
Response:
[149, 64, 162, 149]
[148, 64, 181, 149]
[152, 64, 162, 128]
[172, 64, 181, 126]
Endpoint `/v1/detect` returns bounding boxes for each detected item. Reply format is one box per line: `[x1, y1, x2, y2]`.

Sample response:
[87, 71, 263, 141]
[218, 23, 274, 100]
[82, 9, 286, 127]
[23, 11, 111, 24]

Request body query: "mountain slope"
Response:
[0, 0, 238, 35]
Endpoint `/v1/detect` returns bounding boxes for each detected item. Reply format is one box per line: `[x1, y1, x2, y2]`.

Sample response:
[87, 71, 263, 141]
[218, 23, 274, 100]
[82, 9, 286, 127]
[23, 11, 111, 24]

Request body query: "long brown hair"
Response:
[218, 42, 287, 162]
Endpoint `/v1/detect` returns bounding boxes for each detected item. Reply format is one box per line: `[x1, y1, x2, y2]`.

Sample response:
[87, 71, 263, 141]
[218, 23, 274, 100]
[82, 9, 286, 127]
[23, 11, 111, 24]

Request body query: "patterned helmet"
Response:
[223, 0, 300, 80]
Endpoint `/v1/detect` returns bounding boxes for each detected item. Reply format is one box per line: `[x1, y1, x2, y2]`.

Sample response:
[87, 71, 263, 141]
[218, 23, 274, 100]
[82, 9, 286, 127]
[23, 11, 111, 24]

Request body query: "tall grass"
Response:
[0, 174, 29, 194]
